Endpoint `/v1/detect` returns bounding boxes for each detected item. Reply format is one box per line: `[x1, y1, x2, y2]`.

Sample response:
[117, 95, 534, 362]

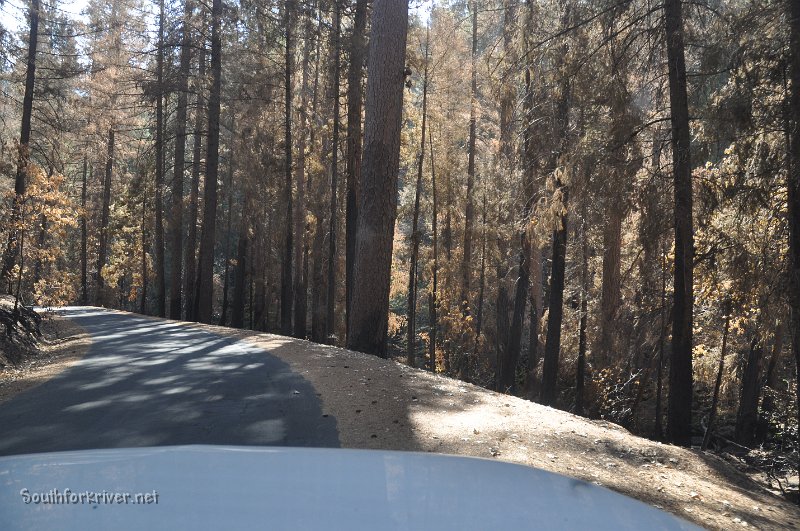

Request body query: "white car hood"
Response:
[0, 445, 701, 530]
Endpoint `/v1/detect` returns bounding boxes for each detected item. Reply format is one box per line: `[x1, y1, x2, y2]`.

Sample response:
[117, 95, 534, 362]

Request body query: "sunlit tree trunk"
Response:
[347, 0, 409, 356]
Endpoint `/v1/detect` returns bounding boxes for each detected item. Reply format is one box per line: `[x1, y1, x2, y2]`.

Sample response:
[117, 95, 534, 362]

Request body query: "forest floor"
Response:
[0, 311, 91, 404]
[3, 309, 798, 529]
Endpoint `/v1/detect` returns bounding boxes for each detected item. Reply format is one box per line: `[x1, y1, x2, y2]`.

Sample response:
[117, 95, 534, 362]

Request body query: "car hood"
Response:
[0, 445, 701, 530]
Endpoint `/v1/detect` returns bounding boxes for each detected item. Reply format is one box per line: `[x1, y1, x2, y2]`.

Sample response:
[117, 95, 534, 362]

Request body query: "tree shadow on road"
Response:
[0, 308, 339, 456]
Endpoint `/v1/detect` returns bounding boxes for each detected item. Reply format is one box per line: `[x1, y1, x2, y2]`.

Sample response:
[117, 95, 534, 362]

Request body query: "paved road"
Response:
[0, 308, 339, 456]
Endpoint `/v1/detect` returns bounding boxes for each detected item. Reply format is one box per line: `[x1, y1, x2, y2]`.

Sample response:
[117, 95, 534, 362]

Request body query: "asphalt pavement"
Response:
[0, 307, 339, 456]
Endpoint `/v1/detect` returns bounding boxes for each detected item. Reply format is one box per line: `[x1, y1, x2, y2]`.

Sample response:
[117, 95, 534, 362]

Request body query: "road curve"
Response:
[0, 307, 339, 456]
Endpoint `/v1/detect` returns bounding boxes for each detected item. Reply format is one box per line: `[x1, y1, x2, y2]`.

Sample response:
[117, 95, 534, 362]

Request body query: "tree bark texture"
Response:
[195, 0, 223, 324]
[347, 0, 409, 356]
[665, 0, 695, 447]
[345, 0, 369, 340]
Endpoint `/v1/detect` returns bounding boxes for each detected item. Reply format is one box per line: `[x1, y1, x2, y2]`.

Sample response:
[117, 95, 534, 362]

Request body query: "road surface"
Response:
[0, 307, 339, 456]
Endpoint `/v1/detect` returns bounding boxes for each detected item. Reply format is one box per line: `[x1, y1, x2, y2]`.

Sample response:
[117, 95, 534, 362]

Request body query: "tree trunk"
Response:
[96, 128, 114, 304]
[444, 169, 452, 263]
[757, 320, 785, 442]
[281, 0, 295, 336]
[654, 240, 668, 439]
[32, 211, 46, 287]
[326, 0, 342, 341]
[218, 163, 234, 327]
[1, 0, 39, 293]
[597, 205, 623, 366]
[168, 0, 193, 320]
[184, 12, 206, 321]
[735, 334, 764, 446]
[539, 3, 572, 407]
[665, 0, 695, 447]
[540, 196, 568, 407]
[140, 168, 148, 314]
[576, 219, 589, 416]
[460, 0, 478, 313]
[523, 0, 542, 399]
[311, 216, 327, 342]
[248, 269, 254, 329]
[407, 32, 429, 368]
[347, 0, 409, 356]
[428, 128, 438, 371]
[702, 302, 731, 450]
[345, 0, 368, 340]
[475, 194, 487, 341]
[495, 278, 510, 390]
[293, 2, 314, 339]
[153, 0, 166, 318]
[297, 234, 310, 338]
[231, 210, 249, 329]
[785, 0, 800, 489]
[80, 156, 88, 305]
[499, 0, 515, 162]
[253, 203, 267, 331]
[499, 237, 530, 394]
[195, 0, 223, 324]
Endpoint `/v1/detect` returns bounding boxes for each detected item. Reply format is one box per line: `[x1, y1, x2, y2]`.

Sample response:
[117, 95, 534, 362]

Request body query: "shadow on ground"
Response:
[0, 308, 338, 456]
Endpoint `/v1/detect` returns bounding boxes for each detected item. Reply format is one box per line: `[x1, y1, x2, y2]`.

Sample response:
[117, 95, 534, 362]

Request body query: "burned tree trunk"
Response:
[460, 0, 478, 313]
[664, 0, 695, 447]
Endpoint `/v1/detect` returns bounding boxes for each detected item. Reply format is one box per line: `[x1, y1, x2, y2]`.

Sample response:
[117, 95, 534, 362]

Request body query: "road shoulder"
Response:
[0, 313, 91, 404]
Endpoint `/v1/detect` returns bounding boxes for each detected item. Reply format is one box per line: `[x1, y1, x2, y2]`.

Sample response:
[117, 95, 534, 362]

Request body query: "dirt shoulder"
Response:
[185, 321, 797, 531]
[0, 312, 91, 404]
